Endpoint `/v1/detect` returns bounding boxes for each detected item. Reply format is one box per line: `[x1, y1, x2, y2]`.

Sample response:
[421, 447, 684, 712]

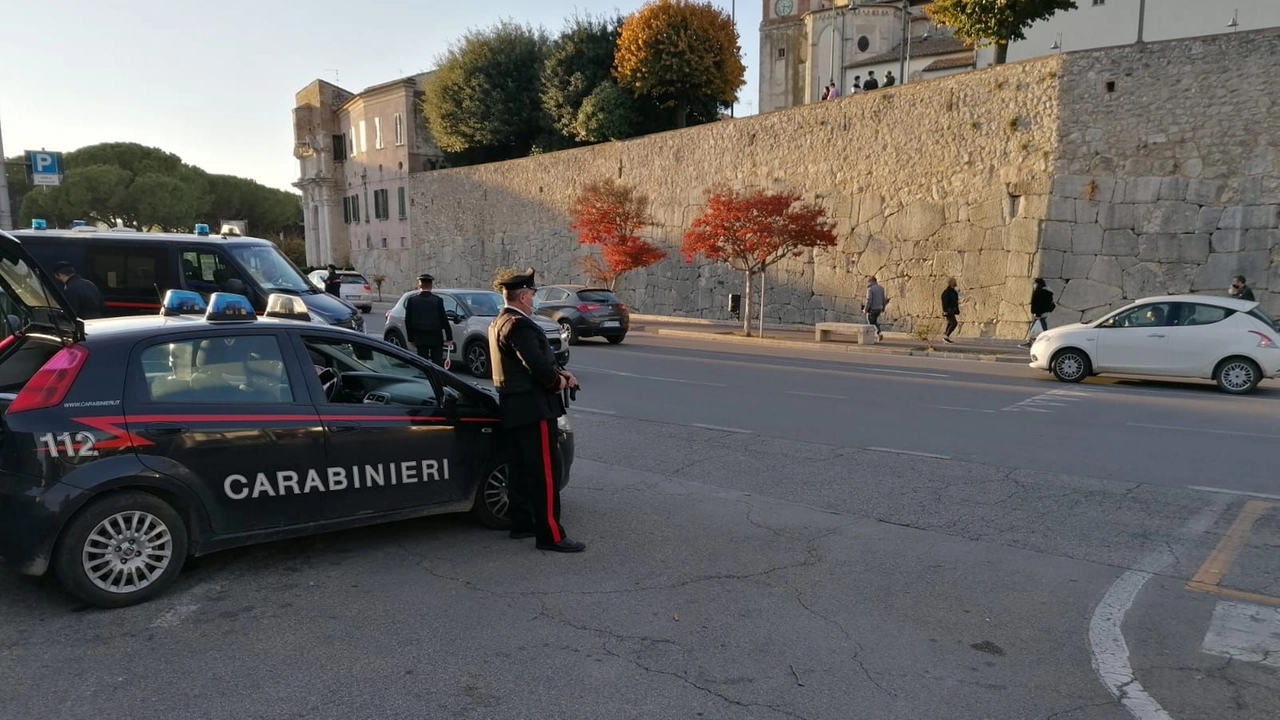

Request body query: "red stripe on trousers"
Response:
[539, 420, 563, 543]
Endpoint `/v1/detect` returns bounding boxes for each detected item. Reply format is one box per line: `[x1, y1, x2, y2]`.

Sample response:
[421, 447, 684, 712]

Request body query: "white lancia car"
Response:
[1030, 295, 1280, 394]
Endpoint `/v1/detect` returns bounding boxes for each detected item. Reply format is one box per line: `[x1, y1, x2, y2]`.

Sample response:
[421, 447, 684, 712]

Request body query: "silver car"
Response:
[383, 288, 571, 377]
[308, 269, 374, 313]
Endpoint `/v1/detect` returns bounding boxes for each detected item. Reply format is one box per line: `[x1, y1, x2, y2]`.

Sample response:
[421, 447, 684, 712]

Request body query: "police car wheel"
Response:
[471, 462, 512, 530]
[54, 491, 188, 609]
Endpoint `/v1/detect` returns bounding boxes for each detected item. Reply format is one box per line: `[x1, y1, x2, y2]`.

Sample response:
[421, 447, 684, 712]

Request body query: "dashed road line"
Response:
[690, 423, 753, 434]
[1188, 486, 1280, 501]
[787, 391, 848, 399]
[572, 407, 617, 415]
[1088, 498, 1228, 720]
[574, 365, 726, 387]
[865, 447, 951, 460]
[1002, 388, 1093, 413]
[924, 405, 997, 413]
[1128, 423, 1280, 440]
[863, 367, 950, 378]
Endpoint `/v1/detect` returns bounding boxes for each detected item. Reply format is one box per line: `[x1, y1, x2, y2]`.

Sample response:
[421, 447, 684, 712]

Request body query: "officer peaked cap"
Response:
[418, 273, 435, 283]
[496, 268, 537, 290]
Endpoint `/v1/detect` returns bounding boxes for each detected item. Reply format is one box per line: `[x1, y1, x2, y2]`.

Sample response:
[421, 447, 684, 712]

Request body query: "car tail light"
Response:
[8, 345, 89, 414]
[363, 284, 371, 291]
[618, 304, 628, 312]
[1250, 330, 1277, 348]
[576, 304, 601, 312]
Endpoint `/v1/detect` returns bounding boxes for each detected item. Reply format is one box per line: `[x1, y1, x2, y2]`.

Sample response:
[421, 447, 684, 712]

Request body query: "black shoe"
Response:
[942, 337, 954, 344]
[536, 538, 586, 553]
[509, 529, 535, 539]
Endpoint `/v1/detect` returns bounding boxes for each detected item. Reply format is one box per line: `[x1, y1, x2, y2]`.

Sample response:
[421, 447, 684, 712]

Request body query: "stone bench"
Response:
[814, 322, 878, 344]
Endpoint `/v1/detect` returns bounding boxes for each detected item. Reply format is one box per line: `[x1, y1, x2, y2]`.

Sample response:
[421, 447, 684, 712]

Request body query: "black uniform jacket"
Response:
[64, 275, 105, 319]
[404, 291, 453, 345]
[489, 307, 564, 429]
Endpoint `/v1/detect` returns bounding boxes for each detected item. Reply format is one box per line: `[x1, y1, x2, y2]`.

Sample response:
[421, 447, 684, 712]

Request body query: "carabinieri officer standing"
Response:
[489, 268, 585, 553]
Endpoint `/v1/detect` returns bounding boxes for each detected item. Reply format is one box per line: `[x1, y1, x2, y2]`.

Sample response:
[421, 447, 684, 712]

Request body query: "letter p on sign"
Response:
[28, 151, 62, 186]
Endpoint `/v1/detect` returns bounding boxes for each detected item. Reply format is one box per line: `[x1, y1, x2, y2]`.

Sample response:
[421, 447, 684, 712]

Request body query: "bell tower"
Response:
[759, 0, 813, 112]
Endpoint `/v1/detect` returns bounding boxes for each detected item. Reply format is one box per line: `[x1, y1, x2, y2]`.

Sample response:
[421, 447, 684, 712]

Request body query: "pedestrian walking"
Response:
[489, 268, 585, 553]
[1229, 275, 1256, 302]
[1020, 278, 1055, 348]
[862, 276, 888, 341]
[323, 264, 342, 296]
[51, 261, 105, 319]
[403, 273, 454, 366]
[940, 278, 960, 344]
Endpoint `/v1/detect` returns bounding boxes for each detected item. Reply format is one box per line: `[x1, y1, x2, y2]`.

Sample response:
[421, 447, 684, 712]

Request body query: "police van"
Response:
[10, 221, 364, 332]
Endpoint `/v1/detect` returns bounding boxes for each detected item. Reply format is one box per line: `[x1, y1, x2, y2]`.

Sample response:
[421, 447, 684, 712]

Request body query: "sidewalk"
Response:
[630, 314, 1031, 364]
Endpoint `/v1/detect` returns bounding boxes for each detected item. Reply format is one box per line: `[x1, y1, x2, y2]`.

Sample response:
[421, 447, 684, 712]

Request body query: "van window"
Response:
[85, 247, 167, 298]
[181, 250, 245, 296]
[226, 245, 313, 293]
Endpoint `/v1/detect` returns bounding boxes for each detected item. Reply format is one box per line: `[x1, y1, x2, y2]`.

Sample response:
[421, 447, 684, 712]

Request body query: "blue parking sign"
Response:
[27, 151, 63, 186]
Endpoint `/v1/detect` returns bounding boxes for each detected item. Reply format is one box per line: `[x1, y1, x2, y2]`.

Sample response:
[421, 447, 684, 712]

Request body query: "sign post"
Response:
[27, 150, 63, 187]
[0, 112, 11, 230]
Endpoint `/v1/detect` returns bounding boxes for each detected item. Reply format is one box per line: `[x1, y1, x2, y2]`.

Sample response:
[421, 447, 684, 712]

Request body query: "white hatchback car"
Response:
[1030, 295, 1280, 394]
[307, 269, 374, 313]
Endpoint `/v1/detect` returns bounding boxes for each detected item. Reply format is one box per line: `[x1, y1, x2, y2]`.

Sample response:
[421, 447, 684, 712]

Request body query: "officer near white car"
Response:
[404, 273, 454, 365]
[490, 268, 585, 553]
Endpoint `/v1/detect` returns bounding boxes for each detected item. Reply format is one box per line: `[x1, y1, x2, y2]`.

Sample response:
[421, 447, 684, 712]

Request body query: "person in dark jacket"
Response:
[940, 278, 960, 343]
[323, 264, 342, 296]
[52, 261, 105, 319]
[1229, 275, 1256, 302]
[1021, 278, 1055, 348]
[489, 268, 584, 553]
[403, 273, 453, 365]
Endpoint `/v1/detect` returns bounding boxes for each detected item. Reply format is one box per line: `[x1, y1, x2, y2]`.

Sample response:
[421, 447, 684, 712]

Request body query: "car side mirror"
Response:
[446, 311, 460, 323]
[442, 391, 459, 413]
[5, 314, 19, 334]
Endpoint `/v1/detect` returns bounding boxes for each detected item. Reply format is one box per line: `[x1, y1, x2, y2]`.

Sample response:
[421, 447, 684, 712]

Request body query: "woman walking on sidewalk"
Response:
[940, 278, 960, 344]
[1020, 278, 1055, 348]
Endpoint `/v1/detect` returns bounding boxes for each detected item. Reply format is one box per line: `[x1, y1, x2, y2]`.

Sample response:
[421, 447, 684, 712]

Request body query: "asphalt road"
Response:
[1, 315, 1276, 719]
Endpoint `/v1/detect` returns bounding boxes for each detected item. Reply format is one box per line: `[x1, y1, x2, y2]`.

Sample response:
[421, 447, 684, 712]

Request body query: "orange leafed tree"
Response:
[683, 188, 837, 336]
[570, 178, 666, 290]
[614, 0, 746, 128]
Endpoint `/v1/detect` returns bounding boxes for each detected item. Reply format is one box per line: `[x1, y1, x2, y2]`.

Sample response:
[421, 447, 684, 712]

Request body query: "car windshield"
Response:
[456, 291, 504, 316]
[227, 245, 314, 293]
[340, 275, 368, 285]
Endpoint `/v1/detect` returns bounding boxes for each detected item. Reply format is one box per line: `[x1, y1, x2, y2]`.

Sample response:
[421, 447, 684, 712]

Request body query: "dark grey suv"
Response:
[533, 286, 630, 345]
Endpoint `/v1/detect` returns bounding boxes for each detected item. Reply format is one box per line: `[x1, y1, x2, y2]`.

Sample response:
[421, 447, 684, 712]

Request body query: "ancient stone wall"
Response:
[351, 29, 1280, 338]
[1041, 28, 1280, 324]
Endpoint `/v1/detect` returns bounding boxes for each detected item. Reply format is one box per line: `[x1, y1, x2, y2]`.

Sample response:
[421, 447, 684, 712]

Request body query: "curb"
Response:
[629, 313, 1025, 350]
[646, 328, 1030, 364]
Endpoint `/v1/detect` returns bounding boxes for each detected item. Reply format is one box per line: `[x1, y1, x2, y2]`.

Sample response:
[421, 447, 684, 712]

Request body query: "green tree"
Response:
[927, 0, 1079, 64]
[4, 155, 31, 224]
[574, 83, 641, 143]
[423, 20, 561, 165]
[542, 14, 627, 142]
[614, 0, 745, 128]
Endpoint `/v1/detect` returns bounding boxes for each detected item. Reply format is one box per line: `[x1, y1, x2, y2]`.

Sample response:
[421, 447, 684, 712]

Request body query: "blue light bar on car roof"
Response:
[160, 289, 208, 317]
[205, 293, 257, 322]
[194, 223, 210, 236]
[31, 219, 47, 230]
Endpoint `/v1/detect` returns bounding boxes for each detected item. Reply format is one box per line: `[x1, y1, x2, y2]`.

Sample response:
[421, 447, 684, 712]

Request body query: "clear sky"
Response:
[0, 0, 761, 193]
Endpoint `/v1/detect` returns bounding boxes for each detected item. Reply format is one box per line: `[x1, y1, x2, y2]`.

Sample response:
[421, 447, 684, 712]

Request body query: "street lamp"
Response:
[1227, 9, 1240, 31]
[1050, 33, 1063, 51]
[1136, 0, 1146, 43]
[0, 108, 11, 231]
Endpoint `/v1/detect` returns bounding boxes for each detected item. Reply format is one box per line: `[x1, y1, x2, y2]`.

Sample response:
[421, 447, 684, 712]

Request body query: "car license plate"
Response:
[602, 320, 620, 328]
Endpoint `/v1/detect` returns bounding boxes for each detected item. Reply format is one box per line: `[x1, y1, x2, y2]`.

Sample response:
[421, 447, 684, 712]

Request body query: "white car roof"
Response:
[1125, 294, 1259, 311]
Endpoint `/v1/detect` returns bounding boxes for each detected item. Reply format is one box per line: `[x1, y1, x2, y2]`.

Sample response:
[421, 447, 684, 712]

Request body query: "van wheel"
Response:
[54, 491, 188, 609]
[1215, 357, 1261, 394]
[471, 462, 512, 530]
[1051, 348, 1090, 383]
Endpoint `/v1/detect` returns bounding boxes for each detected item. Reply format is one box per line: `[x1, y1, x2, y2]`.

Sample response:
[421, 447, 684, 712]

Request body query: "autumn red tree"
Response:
[682, 188, 837, 336]
[570, 178, 665, 290]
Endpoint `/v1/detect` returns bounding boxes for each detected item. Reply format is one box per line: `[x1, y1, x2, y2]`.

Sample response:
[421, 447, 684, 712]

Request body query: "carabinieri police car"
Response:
[0, 230, 572, 608]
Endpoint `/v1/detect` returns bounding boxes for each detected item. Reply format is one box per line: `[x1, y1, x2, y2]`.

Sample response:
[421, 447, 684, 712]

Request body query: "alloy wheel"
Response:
[1219, 361, 1256, 392]
[1054, 353, 1086, 381]
[467, 344, 489, 375]
[483, 464, 510, 520]
[82, 511, 174, 594]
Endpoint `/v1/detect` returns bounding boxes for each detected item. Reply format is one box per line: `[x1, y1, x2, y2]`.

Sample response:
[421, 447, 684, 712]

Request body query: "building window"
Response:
[374, 117, 384, 149]
[397, 187, 406, 219]
[342, 197, 351, 224]
[776, 48, 786, 59]
[1092, 0, 1105, 5]
[400, 237, 407, 248]
[394, 113, 405, 146]
[358, 120, 368, 153]
[373, 189, 390, 220]
[348, 132, 356, 157]
[380, 237, 388, 249]
[332, 134, 347, 161]
[351, 195, 360, 223]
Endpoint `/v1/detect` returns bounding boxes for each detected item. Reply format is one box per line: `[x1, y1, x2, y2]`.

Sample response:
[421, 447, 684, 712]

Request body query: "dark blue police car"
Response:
[0, 231, 572, 608]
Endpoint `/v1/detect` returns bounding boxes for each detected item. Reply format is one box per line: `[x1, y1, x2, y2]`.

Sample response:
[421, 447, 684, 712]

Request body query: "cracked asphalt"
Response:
[1, 329, 1277, 718]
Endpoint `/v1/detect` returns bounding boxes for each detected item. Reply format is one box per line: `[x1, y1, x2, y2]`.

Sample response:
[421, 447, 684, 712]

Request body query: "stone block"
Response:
[1197, 207, 1224, 233]
[1088, 256, 1124, 289]
[1051, 175, 1092, 199]
[1186, 180, 1226, 205]
[1122, 262, 1164, 300]
[1062, 253, 1095, 279]
[1046, 195, 1077, 222]
[1071, 223, 1104, 254]
[1192, 251, 1271, 292]
[969, 199, 1006, 230]
[1006, 252, 1034, 278]
[1158, 177, 1189, 201]
[1102, 229, 1139, 257]
[1216, 206, 1277, 229]
[934, 223, 986, 252]
[1137, 201, 1201, 234]
[1159, 263, 1197, 295]
[1135, 233, 1207, 264]
[1004, 218, 1040, 254]
[1211, 229, 1247, 253]
[932, 251, 964, 277]
[1245, 229, 1280, 252]
[1125, 177, 1162, 204]
[1076, 200, 1101, 224]
[1036, 250, 1065, 279]
[1041, 221, 1073, 251]
[1059, 278, 1123, 311]
[884, 200, 947, 242]
[858, 194, 884, 225]
[1109, 180, 1127, 204]
[962, 250, 1009, 288]
[984, 228, 1007, 250]
[1098, 204, 1135, 231]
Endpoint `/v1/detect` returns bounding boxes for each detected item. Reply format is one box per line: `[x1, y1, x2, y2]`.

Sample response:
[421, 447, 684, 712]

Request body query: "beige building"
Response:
[292, 73, 445, 268]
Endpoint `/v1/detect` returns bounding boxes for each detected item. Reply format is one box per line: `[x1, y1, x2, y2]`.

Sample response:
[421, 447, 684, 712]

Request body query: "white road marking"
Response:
[1088, 499, 1228, 720]
[1188, 486, 1280, 501]
[866, 447, 951, 460]
[690, 423, 753, 434]
[863, 367, 950, 378]
[1003, 388, 1094, 413]
[787, 391, 848, 399]
[574, 365, 726, 387]
[151, 580, 226, 628]
[924, 405, 997, 413]
[1127, 423, 1280, 440]
[572, 407, 617, 415]
[1202, 601, 1280, 668]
